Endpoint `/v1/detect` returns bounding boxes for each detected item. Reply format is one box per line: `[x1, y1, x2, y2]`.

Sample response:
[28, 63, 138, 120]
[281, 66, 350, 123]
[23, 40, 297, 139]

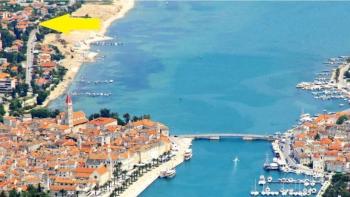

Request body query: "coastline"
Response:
[37, 1, 342, 196]
[39, 2, 195, 196]
[97, 137, 193, 197]
[41, 0, 135, 107]
[119, 137, 192, 197]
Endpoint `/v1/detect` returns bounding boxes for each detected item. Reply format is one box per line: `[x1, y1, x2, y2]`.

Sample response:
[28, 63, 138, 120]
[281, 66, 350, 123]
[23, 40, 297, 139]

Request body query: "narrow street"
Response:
[25, 28, 38, 92]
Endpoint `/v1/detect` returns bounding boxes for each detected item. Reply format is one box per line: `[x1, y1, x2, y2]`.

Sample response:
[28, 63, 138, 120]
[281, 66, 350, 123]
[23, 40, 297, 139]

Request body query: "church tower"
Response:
[65, 94, 74, 128]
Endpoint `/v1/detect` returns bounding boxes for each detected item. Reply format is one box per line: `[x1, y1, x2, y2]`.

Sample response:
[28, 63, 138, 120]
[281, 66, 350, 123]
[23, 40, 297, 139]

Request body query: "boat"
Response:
[250, 179, 259, 196]
[311, 188, 317, 194]
[280, 182, 288, 196]
[310, 181, 316, 186]
[263, 153, 279, 171]
[299, 112, 312, 123]
[304, 181, 310, 187]
[264, 185, 271, 195]
[233, 156, 239, 163]
[160, 169, 176, 178]
[267, 176, 273, 183]
[258, 175, 266, 185]
[184, 149, 192, 161]
[280, 189, 288, 196]
[264, 162, 279, 171]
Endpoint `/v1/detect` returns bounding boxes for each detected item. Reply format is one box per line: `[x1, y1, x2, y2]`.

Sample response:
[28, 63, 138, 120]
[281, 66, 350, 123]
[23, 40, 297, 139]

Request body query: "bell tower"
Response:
[65, 94, 74, 128]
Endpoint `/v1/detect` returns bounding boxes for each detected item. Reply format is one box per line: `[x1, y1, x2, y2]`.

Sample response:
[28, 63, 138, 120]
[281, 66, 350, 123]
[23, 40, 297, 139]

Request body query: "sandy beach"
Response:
[41, 0, 135, 107]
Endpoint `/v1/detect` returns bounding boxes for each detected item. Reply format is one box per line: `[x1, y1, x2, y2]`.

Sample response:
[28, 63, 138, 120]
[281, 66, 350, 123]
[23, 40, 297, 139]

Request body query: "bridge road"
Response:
[176, 132, 277, 141]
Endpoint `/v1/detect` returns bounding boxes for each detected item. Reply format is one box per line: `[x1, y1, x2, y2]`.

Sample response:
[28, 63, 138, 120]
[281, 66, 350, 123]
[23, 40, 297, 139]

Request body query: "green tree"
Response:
[0, 104, 5, 116]
[0, 191, 6, 197]
[0, 52, 25, 64]
[15, 83, 29, 97]
[9, 189, 18, 197]
[31, 108, 50, 118]
[100, 108, 111, 117]
[36, 91, 49, 105]
[143, 114, 151, 119]
[123, 113, 130, 123]
[30, 108, 60, 118]
[0, 30, 16, 47]
[50, 109, 61, 118]
[59, 189, 66, 197]
[336, 115, 349, 125]
[314, 133, 320, 140]
[324, 173, 350, 197]
[89, 113, 100, 120]
[9, 99, 22, 111]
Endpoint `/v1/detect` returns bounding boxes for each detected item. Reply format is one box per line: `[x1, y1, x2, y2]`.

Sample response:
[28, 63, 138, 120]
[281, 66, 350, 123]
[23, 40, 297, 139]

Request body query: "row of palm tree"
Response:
[52, 151, 174, 197]
[108, 151, 173, 197]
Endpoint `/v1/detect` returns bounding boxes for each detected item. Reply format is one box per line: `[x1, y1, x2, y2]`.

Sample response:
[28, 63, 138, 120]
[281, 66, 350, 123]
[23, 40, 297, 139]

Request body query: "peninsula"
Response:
[0, 94, 192, 197]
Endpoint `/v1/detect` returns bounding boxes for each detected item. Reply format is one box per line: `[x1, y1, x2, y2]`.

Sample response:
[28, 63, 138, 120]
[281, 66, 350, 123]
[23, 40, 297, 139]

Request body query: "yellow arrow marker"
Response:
[39, 14, 101, 34]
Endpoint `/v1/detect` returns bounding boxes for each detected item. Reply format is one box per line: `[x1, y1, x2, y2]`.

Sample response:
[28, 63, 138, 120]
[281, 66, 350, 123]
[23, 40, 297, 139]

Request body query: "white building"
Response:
[0, 73, 15, 94]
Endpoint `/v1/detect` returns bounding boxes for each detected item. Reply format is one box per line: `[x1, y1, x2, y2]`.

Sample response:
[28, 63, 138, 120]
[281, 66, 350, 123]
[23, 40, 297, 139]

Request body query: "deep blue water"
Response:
[50, 1, 350, 196]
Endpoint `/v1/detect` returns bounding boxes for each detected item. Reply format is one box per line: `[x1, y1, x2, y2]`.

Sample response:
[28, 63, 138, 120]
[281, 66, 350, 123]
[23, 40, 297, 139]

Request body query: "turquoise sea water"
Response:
[50, 1, 350, 196]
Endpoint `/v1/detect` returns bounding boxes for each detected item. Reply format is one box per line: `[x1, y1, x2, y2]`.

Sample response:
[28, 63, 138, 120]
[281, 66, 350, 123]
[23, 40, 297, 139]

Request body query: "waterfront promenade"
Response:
[99, 137, 192, 197]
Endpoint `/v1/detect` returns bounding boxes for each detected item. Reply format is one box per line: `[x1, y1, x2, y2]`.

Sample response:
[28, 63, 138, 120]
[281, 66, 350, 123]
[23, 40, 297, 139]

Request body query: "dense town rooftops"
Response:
[291, 110, 350, 173]
[0, 109, 171, 191]
[88, 117, 117, 126]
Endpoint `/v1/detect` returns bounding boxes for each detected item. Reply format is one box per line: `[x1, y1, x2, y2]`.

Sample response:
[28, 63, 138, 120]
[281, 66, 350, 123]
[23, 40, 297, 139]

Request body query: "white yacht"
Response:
[280, 183, 288, 196]
[258, 175, 266, 185]
[264, 185, 271, 195]
[264, 162, 279, 171]
[299, 112, 312, 123]
[310, 180, 316, 186]
[267, 176, 273, 183]
[160, 169, 176, 178]
[184, 149, 192, 161]
[311, 188, 317, 194]
[304, 181, 310, 187]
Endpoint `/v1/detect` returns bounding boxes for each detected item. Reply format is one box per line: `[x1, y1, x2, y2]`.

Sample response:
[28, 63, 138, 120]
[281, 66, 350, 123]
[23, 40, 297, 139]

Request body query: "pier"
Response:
[176, 133, 277, 141]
